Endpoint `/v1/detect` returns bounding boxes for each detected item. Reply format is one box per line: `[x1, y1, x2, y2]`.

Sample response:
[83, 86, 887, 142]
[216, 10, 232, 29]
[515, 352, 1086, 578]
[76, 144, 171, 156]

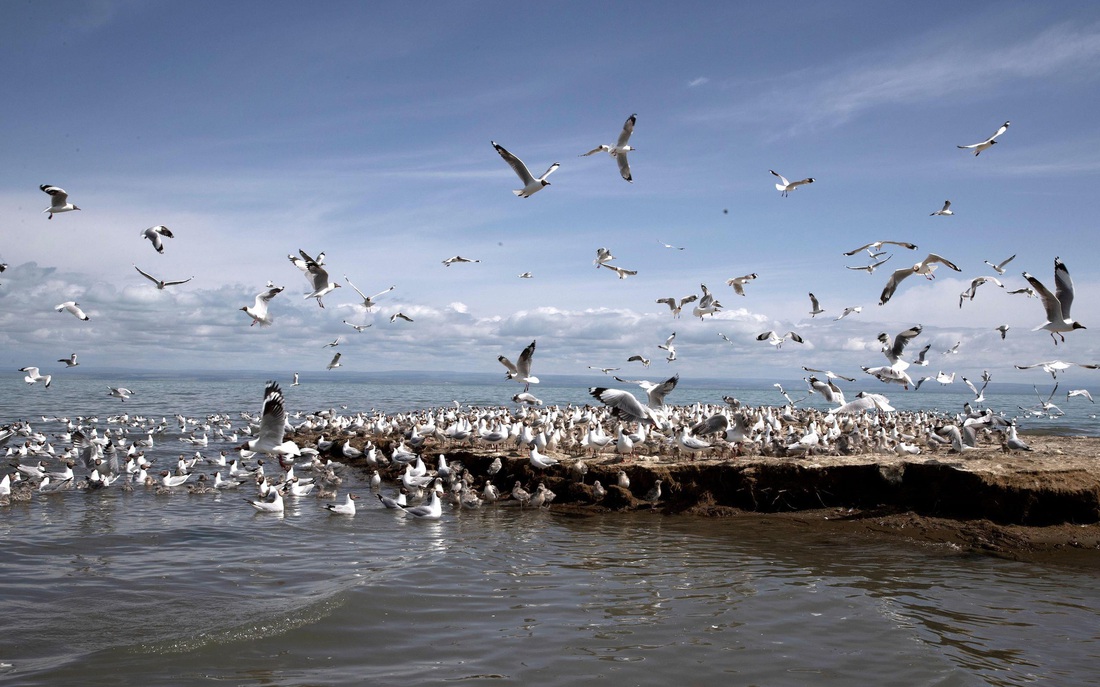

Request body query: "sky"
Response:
[3, 1, 1100, 390]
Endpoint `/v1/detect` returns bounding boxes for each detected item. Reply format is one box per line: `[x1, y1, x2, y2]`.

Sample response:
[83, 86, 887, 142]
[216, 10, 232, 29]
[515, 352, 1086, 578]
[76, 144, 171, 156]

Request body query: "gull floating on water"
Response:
[581, 113, 637, 182]
[879, 253, 962, 305]
[344, 275, 394, 311]
[133, 264, 193, 289]
[240, 286, 283, 326]
[957, 120, 1010, 156]
[770, 170, 814, 197]
[930, 200, 953, 216]
[55, 301, 89, 321]
[40, 184, 80, 219]
[399, 490, 443, 519]
[492, 141, 559, 197]
[140, 225, 173, 253]
[1023, 257, 1085, 343]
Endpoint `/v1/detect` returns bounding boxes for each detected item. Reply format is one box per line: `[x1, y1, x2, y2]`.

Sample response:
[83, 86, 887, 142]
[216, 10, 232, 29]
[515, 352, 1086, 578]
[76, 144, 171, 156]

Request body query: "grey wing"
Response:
[498, 355, 518, 375]
[492, 141, 535, 185]
[133, 265, 159, 283]
[616, 114, 636, 148]
[879, 268, 912, 305]
[308, 263, 330, 290]
[516, 341, 536, 377]
[843, 242, 874, 256]
[1053, 258, 1074, 319]
[589, 387, 652, 423]
[165, 276, 194, 286]
[257, 383, 287, 445]
[890, 325, 923, 361]
[616, 153, 632, 182]
[258, 286, 283, 303]
[648, 374, 680, 406]
[1023, 273, 1063, 323]
[924, 253, 961, 271]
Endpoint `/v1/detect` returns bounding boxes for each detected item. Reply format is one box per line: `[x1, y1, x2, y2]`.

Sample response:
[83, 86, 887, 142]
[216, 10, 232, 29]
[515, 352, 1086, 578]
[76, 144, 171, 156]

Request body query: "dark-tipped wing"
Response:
[492, 141, 535, 185]
[616, 114, 636, 148]
[1053, 258, 1074, 319]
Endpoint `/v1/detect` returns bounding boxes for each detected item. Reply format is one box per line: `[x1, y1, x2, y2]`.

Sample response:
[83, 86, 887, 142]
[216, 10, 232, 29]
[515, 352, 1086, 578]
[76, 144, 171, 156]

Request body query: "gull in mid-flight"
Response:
[20, 366, 52, 388]
[141, 225, 174, 253]
[133, 264, 193, 289]
[846, 255, 893, 274]
[958, 276, 1004, 307]
[984, 254, 1016, 275]
[498, 340, 538, 391]
[1024, 257, 1086, 343]
[726, 273, 757, 296]
[326, 352, 342, 370]
[518, 272, 533, 278]
[756, 331, 804, 349]
[240, 286, 283, 326]
[442, 255, 480, 267]
[957, 121, 1010, 156]
[656, 295, 697, 318]
[770, 170, 814, 197]
[594, 247, 614, 268]
[344, 276, 394, 311]
[55, 301, 89, 321]
[808, 293, 825, 317]
[598, 263, 637, 279]
[1068, 389, 1095, 403]
[835, 306, 862, 321]
[657, 240, 684, 250]
[293, 249, 340, 308]
[492, 141, 559, 197]
[108, 386, 133, 401]
[389, 312, 413, 323]
[58, 353, 79, 367]
[580, 113, 637, 182]
[930, 200, 953, 216]
[239, 381, 299, 458]
[343, 320, 372, 332]
[40, 184, 80, 219]
[843, 241, 917, 256]
[878, 253, 962, 305]
[627, 355, 650, 368]
[801, 366, 856, 382]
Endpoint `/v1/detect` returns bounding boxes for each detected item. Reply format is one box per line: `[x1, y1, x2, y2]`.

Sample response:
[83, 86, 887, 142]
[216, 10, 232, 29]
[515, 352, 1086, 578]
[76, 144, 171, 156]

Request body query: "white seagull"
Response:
[240, 286, 283, 326]
[141, 225, 174, 253]
[58, 353, 79, 367]
[108, 386, 133, 401]
[835, 306, 862, 321]
[133, 264, 193, 289]
[846, 255, 893, 274]
[239, 381, 300, 458]
[598, 263, 637, 279]
[325, 493, 358, 515]
[879, 253, 962, 305]
[770, 170, 814, 197]
[40, 184, 80, 218]
[808, 293, 824, 317]
[293, 249, 340, 308]
[957, 121, 1010, 156]
[390, 312, 414, 323]
[984, 255, 1016, 275]
[726, 273, 758, 296]
[594, 247, 615, 268]
[656, 295, 697, 318]
[843, 241, 917, 256]
[344, 276, 394, 311]
[756, 331, 804, 349]
[442, 255, 480, 267]
[492, 141, 559, 197]
[326, 352, 342, 370]
[930, 200, 953, 216]
[1023, 257, 1086, 343]
[20, 366, 52, 388]
[343, 320, 372, 332]
[580, 113, 636, 182]
[498, 340, 538, 391]
[55, 301, 89, 321]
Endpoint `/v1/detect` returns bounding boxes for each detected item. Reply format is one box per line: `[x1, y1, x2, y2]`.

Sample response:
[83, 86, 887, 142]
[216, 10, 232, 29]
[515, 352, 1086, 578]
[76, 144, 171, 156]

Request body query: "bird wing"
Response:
[615, 114, 636, 148]
[133, 264, 159, 284]
[1053, 258, 1075, 319]
[257, 286, 283, 304]
[879, 267, 914, 305]
[306, 261, 331, 291]
[656, 297, 676, 309]
[997, 254, 1016, 270]
[616, 153, 632, 182]
[887, 325, 923, 363]
[922, 253, 961, 271]
[785, 331, 805, 344]
[164, 276, 194, 286]
[589, 387, 656, 424]
[538, 162, 560, 181]
[257, 382, 287, 446]
[647, 374, 680, 407]
[769, 170, 789, 187]
[492, 141, 535, 185]
[515, 340, 536, 378]
[40, 185, 68, 205]
[343, 275, 369, 300]
[581, 145, 606, 157]
[989, 121, 1010, 141]
[809, 293, 821, 310]
[498, 355, 518, 376]
[1023, 272, 1064, 324]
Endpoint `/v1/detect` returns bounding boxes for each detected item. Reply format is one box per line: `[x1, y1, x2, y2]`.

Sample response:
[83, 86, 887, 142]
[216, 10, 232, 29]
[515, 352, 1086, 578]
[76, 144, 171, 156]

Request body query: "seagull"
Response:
[442, 255, 480, 267]
[390, 312, 414, 323]
[594, 247, 615, 268]
[829, 392, 895, 414]
[1023, 257, 1086, 343]
[20, 367, 52, 388]
[587, 366, 620, 374]
[343, 320, 372, 332]
[805, 376, 845, 405]
[717, 332, 734, 345]
[140, 225, 174, 253]
[656, 295, 697, 318]
[245, 489, 284, 514]
[911, 342, 932, 366]
[598, 263, 637, 279]
[291, 372, 300, 386]
[239, 381, 300, 458]
[1068, 389, 1095, 403]
[240, 286, 283, 326]
[58, 353, 79, 367]
[935, 371, 956, 385]
[518, 272, 533, 278]
[612, 374, 680, 408]
[40, 184, 80, 219]
[323, 338, 340, 348]
[958, 276, 1004, 307]
[657, 332, 677, 363]
[957, 120, 1010, 156]
[344, 276, 394, 311]
[588, 387, 665, 426]
[801, 366, 857, 382]
[1007, 287, 1036, 298]
[756, 331, 804, 349]
[984, 255, 1016, 275]
[835, 306, 862, 321]
[294, 249, 340, 308]
[324, 493, 358, 515]
[770, 170, 814, 197]
[963, 376, 989, 403]
[55, 301, 89, 321]
[691, 283, 722, 319]
[326, 352, 342, 370]
[627, 355, 651, 368]
[133, 264, 193, 289]
[881, 324, 923, 368]
[846, 255, 893, 274]
[492, 141, 559, 197]
[108, 386, 133, 401]
[808, 293, 825, 317]
[879, 253, 962, 305]
[930, 200, 953, 216]
[843, 241, 917, 256]
[398, 491, 443, 519]
[1014, 360, 1098, 380]
[726, 273, 757, 296]
[943, 341, 961, 355]
[657, 240, 684, 250]
[498, 340, 538, 391]
[580, 113, 636, 182]
[995, 324, 1010, 339]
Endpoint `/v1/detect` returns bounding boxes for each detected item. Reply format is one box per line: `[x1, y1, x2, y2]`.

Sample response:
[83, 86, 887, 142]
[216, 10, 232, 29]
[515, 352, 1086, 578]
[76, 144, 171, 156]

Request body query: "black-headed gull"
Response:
[589, 386, 664, 425]
[770, 170, 814, 197]
[958, 276, 1004, 307]
[594, 247, 614, 268]
[1014, 360, 1098, 380]
[343, 320, 372, 332]
[492, 141, 559, 197]
[726, 273, 757, 296]
[20, 366, 52, 388]
[55, 301, 89, 321]
[293, 249, 340, 308]
[324, 492, 358, 515]
[801, 366, 856, 382]
[57, 353, 79, 367]
[984, 254, 1016, 275]
[756, 331, 804, 349]
[1024, 257, 1086, 343]
[881, 324, 923, 368]
[627, 355, 650, 367]
[808, 293, 824, 317]
[40, 184, 80, 219]
[399, 491, 443, 519]
[389, 312, 413, 323]
[957, 121, 1009, 156]
[240, 286, 283, 326]
[612, 373, 679, 408]
[239, 381, 300, 458]
[996, 324, 1010, 339]
[498, 340, 538, 391]
[656, 295, 697, 318]
[442, 255, 480, 267]
[1068, 389, 1095, 403]
[930, 200, 953, 216]
[344, 275, 393, 311]
[835, 306, 862, 321]
[326, 352, 342, 370]
[843, 241, 917, 256]
[580, 113, 636, 182]
[846, 255, 893, 274]
[133, 264, 193, 289]
[108, 386, 133, 401]
[598, 263, 637, 279]
[141, 225, 173, 253]
[878, 253, 962, 305]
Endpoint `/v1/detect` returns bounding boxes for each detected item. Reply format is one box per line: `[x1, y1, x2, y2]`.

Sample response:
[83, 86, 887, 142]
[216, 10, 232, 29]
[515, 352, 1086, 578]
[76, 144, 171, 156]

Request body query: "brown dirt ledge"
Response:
[305, 432, 1100, 562]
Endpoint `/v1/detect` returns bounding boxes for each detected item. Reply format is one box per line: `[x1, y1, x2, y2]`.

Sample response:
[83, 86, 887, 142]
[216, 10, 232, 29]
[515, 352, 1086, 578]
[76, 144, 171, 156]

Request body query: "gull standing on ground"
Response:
[808, 293, 825, 317]
[442, 256, 480, 267]
[344, 276, 394, 311]
[499, 340, 538, 392]
[1023, 257, 1086, 343]
[133, 264, 193, 290]
[756, 331, 804, 349]
[58, 353, 79, 367]
[984, 255, 1016, 275]
[294, 249, 340, 308]
[40, 184, 80, 219]
[581, 113, 637, 182]
[326, 352, 342, 370]
[770, 170, 814, 197]
[878, 253, 962, 305]
[240, 286, 283, 326]
[55, 301, 89, 321]
[492, 141, 559, 197]
[957, 121, 1010, 156]
[726, 273, 758, 296]
[20, 367, 52, 388]
[140, 225, 173, 253]
[930, 200, 953, 216]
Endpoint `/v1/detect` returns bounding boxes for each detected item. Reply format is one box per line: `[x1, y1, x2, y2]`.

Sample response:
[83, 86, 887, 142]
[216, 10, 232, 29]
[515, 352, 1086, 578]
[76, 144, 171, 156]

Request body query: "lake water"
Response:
[2, 372, 1099, 685]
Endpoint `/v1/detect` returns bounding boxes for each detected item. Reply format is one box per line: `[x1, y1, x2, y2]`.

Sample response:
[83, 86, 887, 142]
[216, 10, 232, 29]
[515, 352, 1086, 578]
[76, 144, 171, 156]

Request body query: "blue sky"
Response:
[3, 1, 1100, 388]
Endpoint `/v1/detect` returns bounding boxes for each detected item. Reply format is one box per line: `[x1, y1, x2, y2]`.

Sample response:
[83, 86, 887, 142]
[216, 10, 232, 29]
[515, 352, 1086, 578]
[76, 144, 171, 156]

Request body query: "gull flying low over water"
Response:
[58, 353, 79, 367]
[55, 301, 89, 321]
[726, 273, 757, 296]
[133, 264, 193, 289]
[878, 253, 962, 305]
[492, 141, 559, 197]
[589, 387, 664, 426]
[1014, 360, 1099, 380]
[770, 170, 814, 197]
[1068, 389, 1095, 403]
[108, 386, 133, 401]
[344, 276, 394, 311]
[140, 225, 173, 253]
[580, 113, 637, 182]
[240, 286, 283, 326]
[442, 256, 480, 267]
[1023, 257, 1085, 343]
[20, 366, 52, 388]
[240, 381, 300, 458]
[843, 241, 917, 256]
[756, 331, 804, 349]
[40, 184, 80, 219]
[957, 120, 1010, 156]
[984, 255, 1016, 275]
[930, 200, 953, 216]
[499, 340, 538, 392]
[293, 249, 340, 308]
[326, 352, 342, 370]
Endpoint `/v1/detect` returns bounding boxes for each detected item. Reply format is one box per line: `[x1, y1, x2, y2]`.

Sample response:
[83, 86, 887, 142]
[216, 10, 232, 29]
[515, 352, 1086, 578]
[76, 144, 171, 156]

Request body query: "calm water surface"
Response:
[2, 373, 1099, 685]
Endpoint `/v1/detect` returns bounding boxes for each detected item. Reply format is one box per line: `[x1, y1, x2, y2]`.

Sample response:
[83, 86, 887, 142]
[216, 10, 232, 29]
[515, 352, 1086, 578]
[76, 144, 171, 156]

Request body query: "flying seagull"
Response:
[835, 306, 862, 321]
[55, 301, 89, 321]
[598, 263, 637, 279]
[133, 264, 193, 289]
[930, 200, 953, 216]
[492, 141, 559, 197]
[984, 255, 1016, 275]
[594, 247, 615, 268]
[40, 184, 80, 219]
[843, 241, 917, 256]
[442, 255, 481, 267]
[656, 295, 697, 318]
[20, 366, 52, 388]
[241, 286, 283, 326]
[580, 113, 637, 182]
[770, 170, 814, 197]
[957, 121, 1010, 156]
[498, 340, 538, 392]
[726, 273, 758, 296]
[879, 253, 962, 305]
[344, 276, 393, 311]
[846, 255, 893, 274]
[343, 320, 372, 332]
[756, 331, 804, 349]
[808, 293, 824, 317]
[326, 352, 342, 370]
[1023, 257, 1086, 343]
[390, 312, 414, 323]
[58, 353, 79, 367]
